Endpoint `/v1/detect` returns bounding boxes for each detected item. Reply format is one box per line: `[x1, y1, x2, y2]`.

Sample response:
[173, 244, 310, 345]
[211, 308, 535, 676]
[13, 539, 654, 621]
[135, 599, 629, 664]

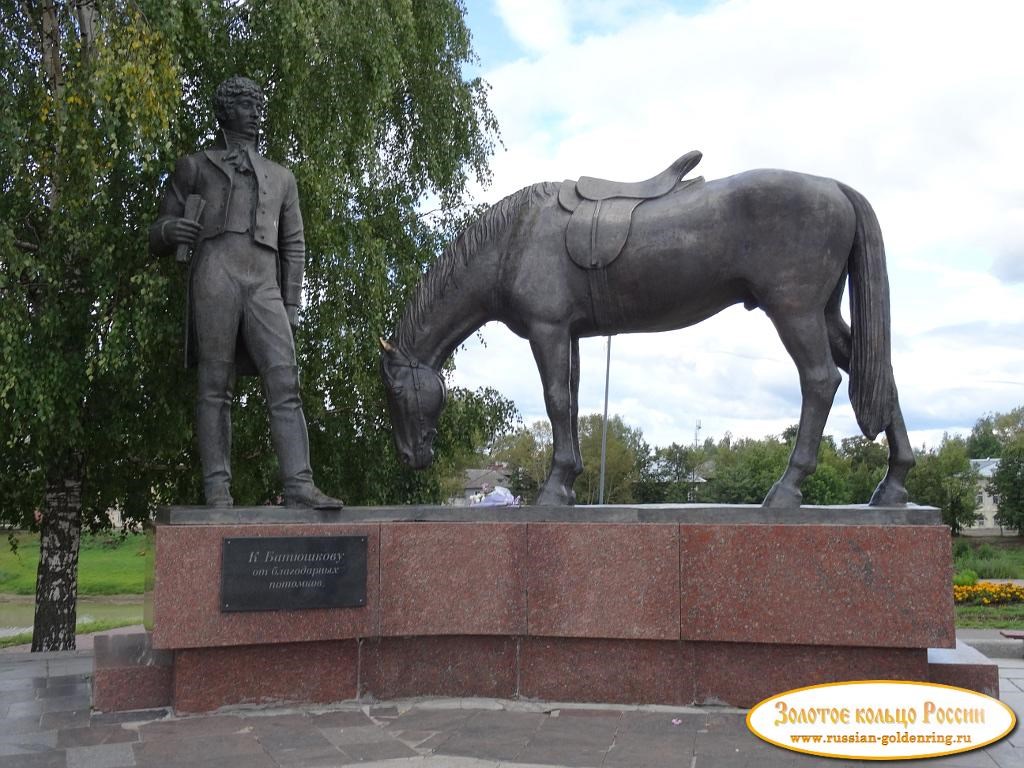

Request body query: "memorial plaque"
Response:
[221, 536, 367, 612]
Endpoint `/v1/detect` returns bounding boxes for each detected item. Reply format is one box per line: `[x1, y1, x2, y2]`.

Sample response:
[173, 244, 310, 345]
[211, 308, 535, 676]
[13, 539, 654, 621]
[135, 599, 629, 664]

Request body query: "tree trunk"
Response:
[31, 462, 82, 652]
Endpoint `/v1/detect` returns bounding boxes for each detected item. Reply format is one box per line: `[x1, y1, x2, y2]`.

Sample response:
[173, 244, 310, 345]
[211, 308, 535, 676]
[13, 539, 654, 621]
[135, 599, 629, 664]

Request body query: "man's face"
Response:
[222, 95, 262, 139]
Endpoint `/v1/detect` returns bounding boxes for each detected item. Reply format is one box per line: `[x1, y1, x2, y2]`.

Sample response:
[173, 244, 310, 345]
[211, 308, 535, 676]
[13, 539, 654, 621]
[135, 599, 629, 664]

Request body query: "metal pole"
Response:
[598, 336, 611, 504]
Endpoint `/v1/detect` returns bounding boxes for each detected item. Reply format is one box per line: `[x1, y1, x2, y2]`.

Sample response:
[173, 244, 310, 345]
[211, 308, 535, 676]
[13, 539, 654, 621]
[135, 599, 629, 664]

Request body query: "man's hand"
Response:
[161, 217, 201, 246]
[286, 304, 299, 329]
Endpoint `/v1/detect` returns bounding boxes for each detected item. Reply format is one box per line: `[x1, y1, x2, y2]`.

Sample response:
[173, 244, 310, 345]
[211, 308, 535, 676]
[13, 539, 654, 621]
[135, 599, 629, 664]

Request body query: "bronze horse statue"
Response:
[380, 151, 914, 507]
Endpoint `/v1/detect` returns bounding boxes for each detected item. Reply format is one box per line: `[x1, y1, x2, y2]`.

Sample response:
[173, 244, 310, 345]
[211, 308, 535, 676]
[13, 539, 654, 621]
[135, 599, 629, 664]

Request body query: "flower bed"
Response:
[953, 581, 1024, 605]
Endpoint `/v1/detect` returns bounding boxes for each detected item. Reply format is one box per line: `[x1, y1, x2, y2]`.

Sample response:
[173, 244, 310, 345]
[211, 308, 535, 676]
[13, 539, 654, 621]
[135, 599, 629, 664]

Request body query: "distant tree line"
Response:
[490, 406, 1024, 535]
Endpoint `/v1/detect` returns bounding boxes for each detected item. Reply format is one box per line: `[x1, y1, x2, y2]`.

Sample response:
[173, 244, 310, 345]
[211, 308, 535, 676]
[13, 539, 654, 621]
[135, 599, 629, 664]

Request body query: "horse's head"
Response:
[379, 339, 447, 469]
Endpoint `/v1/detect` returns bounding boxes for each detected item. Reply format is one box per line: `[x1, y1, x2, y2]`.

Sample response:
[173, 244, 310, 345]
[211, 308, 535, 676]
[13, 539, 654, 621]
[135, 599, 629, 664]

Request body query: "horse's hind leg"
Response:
[764, 310, 842, 508]
[825, 293, 914, 506]
[529, 326, 582, 505]
[870, 402, 914, 506]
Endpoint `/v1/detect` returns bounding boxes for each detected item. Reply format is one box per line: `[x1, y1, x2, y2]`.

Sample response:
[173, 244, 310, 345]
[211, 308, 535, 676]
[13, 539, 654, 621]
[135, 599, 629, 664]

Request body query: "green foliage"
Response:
[905, 435, 980, 534]
[952, 569, 978, 586]
[706, 435, 790, 504]
[952, 539, 1024, 580]
[492, 413, 649, 504]
[637, 442, 709, 503]
[967, 416, 1003, 459]
[573, 414, 648, 504]
[490, 420, 552, 502]
[0, 0, 505, 525]
[991, 437, 1024, 535]
[839, 436, 888, 502]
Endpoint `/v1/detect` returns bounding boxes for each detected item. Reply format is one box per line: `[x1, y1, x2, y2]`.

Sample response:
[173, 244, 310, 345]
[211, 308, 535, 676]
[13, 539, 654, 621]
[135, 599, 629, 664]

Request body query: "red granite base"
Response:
[361, 636, 518, 700]
[92, 633, 173, 713]
[173, 640, 359, 714]
[89, 506, 995, 714]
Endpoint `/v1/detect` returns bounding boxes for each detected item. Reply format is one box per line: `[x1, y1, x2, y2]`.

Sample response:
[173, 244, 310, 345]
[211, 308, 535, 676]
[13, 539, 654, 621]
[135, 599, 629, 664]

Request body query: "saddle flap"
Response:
[565, 197, 642, 270]
[576, 150, 702, 201]
[558, 179, 582, 213]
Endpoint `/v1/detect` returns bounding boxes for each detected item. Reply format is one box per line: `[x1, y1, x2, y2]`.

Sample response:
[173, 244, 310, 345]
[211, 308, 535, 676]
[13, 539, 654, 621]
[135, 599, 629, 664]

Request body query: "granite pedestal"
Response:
[92, 504, 997, 714]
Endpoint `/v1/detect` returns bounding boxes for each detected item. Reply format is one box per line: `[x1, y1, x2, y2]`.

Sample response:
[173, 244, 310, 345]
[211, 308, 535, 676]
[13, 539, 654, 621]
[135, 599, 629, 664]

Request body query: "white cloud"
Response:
[494, 0, 571, 53]
[444, 0, 1024, 453]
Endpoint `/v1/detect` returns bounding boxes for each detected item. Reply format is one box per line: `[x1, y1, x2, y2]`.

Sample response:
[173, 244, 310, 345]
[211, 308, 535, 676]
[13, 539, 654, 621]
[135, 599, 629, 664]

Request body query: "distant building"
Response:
[450, 464, 512, 506]
[970, 458, 1001, 528]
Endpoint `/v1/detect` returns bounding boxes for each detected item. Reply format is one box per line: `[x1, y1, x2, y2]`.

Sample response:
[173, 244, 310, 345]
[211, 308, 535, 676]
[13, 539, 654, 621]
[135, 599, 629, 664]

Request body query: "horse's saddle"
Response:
[558, 150, 703, 269]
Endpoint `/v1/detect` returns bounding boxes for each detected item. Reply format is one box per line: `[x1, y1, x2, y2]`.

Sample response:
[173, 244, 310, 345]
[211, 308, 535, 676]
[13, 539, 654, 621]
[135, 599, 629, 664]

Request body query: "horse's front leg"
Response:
[529, 327, 582, 505]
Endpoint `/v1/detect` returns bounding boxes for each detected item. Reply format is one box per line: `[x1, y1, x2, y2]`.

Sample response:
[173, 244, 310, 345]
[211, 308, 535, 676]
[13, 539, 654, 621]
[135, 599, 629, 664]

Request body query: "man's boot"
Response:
[196, 361, 235, 506]
[263, 364, 343, 509]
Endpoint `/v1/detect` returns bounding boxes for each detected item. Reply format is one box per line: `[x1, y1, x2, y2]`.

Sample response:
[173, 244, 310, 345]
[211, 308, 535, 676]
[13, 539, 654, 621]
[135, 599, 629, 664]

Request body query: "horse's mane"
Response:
[396, 181, 558, 350]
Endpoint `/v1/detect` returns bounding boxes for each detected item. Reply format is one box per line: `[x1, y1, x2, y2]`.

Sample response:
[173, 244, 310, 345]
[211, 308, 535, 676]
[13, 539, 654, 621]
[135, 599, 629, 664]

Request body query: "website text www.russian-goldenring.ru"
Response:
[789, 732, 972, 748]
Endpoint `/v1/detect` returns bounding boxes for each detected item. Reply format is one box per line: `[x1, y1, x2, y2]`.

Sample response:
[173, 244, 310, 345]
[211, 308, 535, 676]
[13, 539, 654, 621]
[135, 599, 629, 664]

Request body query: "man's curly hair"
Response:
[213, 76, 266, 124]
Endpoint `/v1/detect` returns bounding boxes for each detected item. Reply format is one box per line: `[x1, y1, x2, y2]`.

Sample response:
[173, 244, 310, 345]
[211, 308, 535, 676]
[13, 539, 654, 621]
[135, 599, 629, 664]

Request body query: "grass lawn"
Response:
[0, 618, 137, 650]
[1, 531, 149, 596]
[955, 603, 1024, 629]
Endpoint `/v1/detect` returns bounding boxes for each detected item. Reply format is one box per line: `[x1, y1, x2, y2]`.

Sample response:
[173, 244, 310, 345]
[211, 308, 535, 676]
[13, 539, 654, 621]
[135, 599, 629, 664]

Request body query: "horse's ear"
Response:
[379, 337, 396, 354]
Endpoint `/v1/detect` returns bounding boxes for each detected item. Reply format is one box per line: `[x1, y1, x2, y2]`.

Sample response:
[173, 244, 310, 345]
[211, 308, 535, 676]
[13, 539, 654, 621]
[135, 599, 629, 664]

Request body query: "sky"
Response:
[442, 0, 1024, 451]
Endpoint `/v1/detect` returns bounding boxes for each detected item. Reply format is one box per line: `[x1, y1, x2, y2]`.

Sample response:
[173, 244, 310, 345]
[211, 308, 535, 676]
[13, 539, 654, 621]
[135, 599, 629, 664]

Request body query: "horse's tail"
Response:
[837, 182, 896, 439]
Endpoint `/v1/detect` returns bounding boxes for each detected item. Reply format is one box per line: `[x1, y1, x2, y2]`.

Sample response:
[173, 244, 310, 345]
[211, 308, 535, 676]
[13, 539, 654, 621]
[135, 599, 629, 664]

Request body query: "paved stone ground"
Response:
[0, 650, 1021, 768]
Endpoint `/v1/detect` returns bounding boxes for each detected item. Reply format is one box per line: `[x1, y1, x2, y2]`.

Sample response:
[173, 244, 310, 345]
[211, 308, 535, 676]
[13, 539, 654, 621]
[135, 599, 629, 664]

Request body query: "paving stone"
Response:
[57, 724, 139, 748]
[896, 753, 999, 767]
[384, 708, 476, 733]
[0, 751, 67, 768]
[7, 699, 46, 718]
[132, 732, 265, 764]
[41, 709, 91, 730]
[413, 731, 452, 752]
[0, 728, 57, 750]
[694, 729, 781, 757]
[66, 741, 137, 768]
[137, 714, 249, 740]
[0, 667, 49, 682]
[45, 660, 93, 678]
[39, 695, 93, 714]
[604, 731, 697, 768]
[261, 742, 347, 767]
[390, 729, 439, 747]
[250, 716, 337, 760]
[618, 710, 706, 734]
[320, 724, 395, 746]
[0, 677, 47, 691]
[515, 732, 609, 767]
[89, 709, 170, 726]
[309, 710, 374, 728]
[0, 715, 48, 736]
[38, 684, 90, 700]
[1, 687, 41, 704]
[435, 730, 531, 762]
[339, 738, 419, 763]
[47, 674, 88, 688]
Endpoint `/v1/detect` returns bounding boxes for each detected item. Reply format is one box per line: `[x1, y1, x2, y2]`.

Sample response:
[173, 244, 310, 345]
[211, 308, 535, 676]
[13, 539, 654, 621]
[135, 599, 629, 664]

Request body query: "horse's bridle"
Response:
[385, 347, 447, 435]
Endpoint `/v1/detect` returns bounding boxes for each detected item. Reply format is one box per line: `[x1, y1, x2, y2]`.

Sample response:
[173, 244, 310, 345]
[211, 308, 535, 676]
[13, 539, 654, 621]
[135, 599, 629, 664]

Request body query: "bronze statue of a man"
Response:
[150, 76, 342, 509]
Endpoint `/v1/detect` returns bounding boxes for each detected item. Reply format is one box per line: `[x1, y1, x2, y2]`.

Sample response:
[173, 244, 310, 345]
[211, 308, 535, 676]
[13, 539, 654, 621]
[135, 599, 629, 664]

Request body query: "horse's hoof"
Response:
[536, 488, 575, 506]
[762, 481, 802, 509]
[868, 483, 909, 507]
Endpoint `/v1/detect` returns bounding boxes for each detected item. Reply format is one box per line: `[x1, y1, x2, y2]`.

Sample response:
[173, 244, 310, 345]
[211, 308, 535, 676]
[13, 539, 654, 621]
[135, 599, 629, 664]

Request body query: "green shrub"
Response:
[975, 543, 996, 560]
[973, 559, 1019, 579]
[953, 569, 978, 586]
[952, 540, 970, 560]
